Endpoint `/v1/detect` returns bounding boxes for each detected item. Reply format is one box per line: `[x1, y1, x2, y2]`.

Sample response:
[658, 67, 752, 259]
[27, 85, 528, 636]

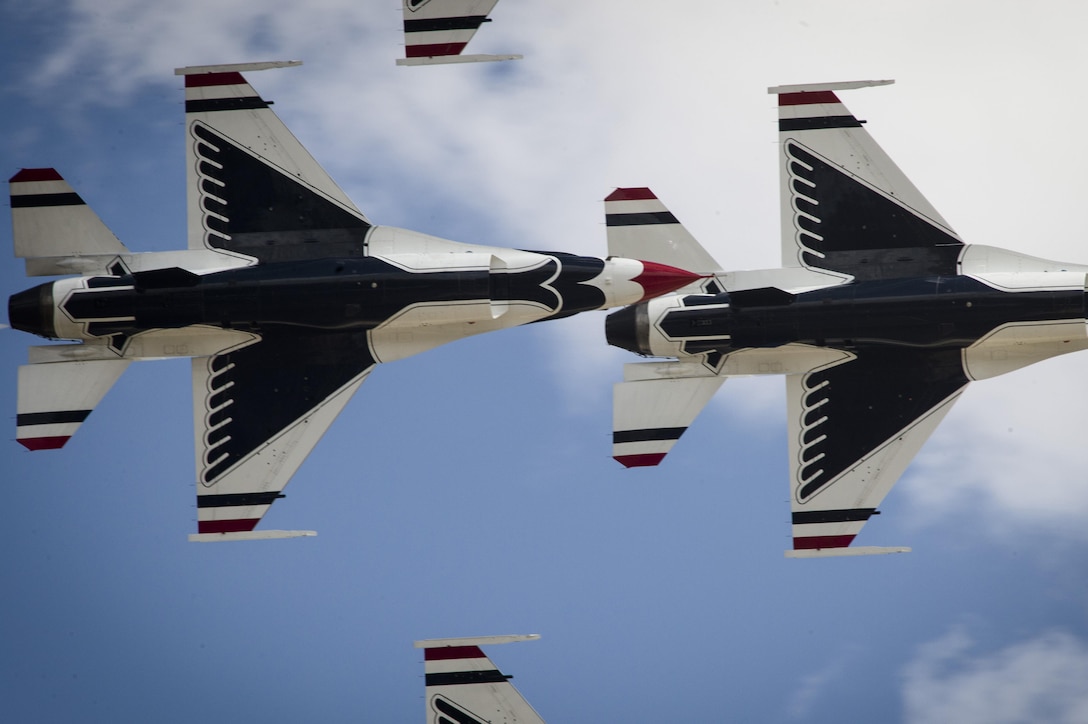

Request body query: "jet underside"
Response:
[604, 80, 1088, 556]
[7, 61, 701, 539]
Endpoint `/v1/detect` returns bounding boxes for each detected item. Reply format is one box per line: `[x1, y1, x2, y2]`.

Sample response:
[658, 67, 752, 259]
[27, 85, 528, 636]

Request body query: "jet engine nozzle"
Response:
[8, 282, 57, 339]
[606, 302, 651, 356]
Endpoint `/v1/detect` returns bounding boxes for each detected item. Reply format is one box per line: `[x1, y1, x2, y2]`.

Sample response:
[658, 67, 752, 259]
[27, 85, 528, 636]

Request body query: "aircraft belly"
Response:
[649, 277, 1087, 362]
[367, 302, 550, 363]
[962, 319, 1088, 380]
[119, 327, 261, 360]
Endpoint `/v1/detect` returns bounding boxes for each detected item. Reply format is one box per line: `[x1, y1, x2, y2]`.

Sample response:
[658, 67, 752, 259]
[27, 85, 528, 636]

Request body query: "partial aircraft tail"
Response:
[415, 634, 546, 724]
[9, 169, 133, 451]
[604, 187, 726, 466]
[16, 357, 130, 450]
[397, 0, 522, 66]
[10, 168, 130, 276]
[612, 361, 725, 467]
[605, 187, 722, 278]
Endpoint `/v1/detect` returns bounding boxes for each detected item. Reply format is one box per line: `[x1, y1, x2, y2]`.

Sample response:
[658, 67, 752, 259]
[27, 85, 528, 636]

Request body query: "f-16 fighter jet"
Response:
[605, 80, 1088, 557]
[415, 634, 546, 724]
[7, 61, 700, 541]
[396, 0, 522, 66]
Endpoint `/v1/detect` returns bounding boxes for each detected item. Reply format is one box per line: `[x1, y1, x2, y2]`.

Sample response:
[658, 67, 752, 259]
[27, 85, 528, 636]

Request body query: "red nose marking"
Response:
[633, 261, 707, 301]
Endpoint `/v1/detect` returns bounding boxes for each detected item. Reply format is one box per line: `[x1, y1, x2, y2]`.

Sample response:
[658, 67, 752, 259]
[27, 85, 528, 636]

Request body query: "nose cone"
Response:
[633, 261, 705, 301]
[8, 282, 57, 338]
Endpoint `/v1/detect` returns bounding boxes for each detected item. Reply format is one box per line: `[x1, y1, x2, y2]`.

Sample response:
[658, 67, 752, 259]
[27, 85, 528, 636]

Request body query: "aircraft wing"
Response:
[189, 328, 375, 540]
[397, 0, 522, 66]
[416, 634, 546, 724]
[785, 347, 968, 556]
[177, 62, 371, 259]
[770, 80, 964, 281]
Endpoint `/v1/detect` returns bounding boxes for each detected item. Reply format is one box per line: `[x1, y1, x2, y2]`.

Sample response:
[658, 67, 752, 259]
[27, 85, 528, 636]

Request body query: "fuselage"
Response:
[8, 226, 700, 364]
[607, 246, 1088, 380]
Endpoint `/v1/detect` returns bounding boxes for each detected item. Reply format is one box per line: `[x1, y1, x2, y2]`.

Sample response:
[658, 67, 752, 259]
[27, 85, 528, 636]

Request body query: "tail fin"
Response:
[16, 359, 130, 450]
[604, 188, 722, 277]
[397, 0, 522, 66]
[415, 634, 546, 724]
[10, 169, 130, 276]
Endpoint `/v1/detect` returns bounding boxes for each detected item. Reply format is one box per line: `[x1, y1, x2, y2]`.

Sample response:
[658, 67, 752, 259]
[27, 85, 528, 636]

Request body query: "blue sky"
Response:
[3, 1, 1088, 722]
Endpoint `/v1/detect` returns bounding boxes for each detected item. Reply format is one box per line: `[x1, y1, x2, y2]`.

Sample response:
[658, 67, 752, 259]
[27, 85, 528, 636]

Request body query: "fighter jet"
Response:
[604, 80, 1088, 557]
[415, 634, 545, 724]
[396, 0, 522, 66]
[7, 61, 700, 541]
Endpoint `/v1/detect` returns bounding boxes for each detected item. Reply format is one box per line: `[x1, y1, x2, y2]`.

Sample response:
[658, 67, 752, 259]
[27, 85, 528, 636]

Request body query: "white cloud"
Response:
[904, 351, 1088, 543]
[787, 644, 861, 720]
[902, 628, 1088, 724]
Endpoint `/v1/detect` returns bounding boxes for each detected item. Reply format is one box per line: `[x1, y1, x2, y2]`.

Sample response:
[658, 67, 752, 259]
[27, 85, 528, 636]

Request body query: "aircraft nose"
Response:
[8, 282, 57, 338]
[633, 261, 705, 301]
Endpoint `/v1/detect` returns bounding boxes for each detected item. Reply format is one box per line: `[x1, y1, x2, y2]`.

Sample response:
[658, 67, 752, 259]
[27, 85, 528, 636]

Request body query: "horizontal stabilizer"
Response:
[613, 362, 724, 467]
[785, 546, 911, 558]
[188, 530, 317, 542]
[10, 169, 129, 266]
[604, 188, 722, 276]
[17, 359, 130, 450]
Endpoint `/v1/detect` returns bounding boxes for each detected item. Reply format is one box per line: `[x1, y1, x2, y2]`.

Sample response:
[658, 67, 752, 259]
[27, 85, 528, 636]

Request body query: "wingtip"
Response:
[786, 545, 911, 558]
